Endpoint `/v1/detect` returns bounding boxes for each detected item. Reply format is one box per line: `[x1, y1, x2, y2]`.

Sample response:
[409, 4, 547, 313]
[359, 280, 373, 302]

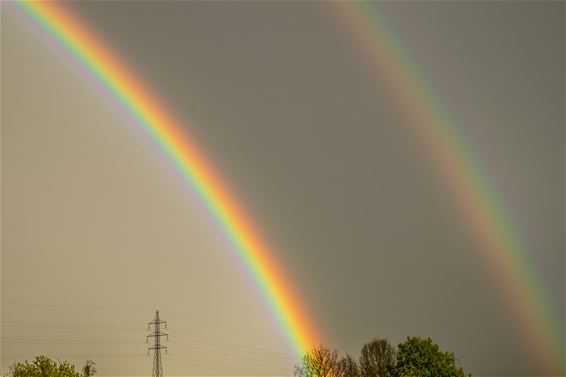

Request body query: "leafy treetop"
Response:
[396, 337, 470, 377]
[8, 356, 96, 377]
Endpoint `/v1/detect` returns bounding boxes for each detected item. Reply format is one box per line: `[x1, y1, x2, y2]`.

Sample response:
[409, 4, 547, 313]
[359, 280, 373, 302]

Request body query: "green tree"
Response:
[359, 338, 397, 377]
[9, 356, 96, 377]
[395, 337, 470, 377]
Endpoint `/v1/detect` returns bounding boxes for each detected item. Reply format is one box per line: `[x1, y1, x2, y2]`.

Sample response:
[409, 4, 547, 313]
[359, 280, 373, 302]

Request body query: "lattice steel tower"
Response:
[148, 310, 168, 377]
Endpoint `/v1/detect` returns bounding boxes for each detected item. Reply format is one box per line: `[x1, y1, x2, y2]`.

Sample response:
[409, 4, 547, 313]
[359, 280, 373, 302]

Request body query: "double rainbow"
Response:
[329, 2, 564, 374]
[14, 1, 318, 359]
[12, 1, 564, 373]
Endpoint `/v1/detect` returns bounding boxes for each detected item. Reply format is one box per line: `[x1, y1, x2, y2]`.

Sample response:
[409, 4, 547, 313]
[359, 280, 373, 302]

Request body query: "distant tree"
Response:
[294, 344, 343, 377]
[81, 361, 96, 377]
[395, 337, 470, 377]
[8, 356, 96, 377]
[359, 338, 397, 377]
[338, 355, 360, 377]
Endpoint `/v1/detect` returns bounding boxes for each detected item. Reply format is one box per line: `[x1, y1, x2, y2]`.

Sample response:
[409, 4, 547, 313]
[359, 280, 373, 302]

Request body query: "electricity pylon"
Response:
[148, 310, 168, 377]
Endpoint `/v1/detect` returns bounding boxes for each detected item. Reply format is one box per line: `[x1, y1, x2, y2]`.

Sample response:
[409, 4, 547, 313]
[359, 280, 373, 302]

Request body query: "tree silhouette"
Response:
[359, 338, 397, 377]
[338, 354, 360, 377]
[295, 344, 343, 377]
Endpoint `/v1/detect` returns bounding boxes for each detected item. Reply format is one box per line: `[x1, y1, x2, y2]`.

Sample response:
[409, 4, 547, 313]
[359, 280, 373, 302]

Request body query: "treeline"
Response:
[294, 336, 471, 377]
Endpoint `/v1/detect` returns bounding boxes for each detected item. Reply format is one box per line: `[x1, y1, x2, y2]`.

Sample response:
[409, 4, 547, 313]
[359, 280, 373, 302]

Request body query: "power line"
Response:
[168, 352, 275, 376]
[1, 320, 143, 332]
[167, 354, 266, 375]
[1, 354, 145, 359]
[2, 306, 299, 375]
[167, 355, 233, 375]
[1, 338, 291, 371]
[1, 301, 152, 314]
[1, 338, 143, 345]
[168, 338, 294, 366]
[2, 320, 295, 360]
[3, 301, 287, 344]
[167, 327, 296, 359]
[162, 311, 286, 343]
[168, 340, 291, 372]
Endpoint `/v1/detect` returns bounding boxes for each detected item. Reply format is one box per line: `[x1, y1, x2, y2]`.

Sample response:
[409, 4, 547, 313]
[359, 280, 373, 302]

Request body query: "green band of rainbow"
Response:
[329, 2, 564, 374]
[15, 1, 318, 359]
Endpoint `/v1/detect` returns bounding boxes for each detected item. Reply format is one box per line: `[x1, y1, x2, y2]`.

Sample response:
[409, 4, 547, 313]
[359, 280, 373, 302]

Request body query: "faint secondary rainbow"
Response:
[328, 2, 564, 374]
[15, 1, 317, 358]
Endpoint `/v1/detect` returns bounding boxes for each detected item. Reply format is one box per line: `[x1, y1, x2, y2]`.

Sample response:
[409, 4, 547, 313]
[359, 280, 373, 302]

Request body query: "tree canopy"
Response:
[8, 356, 96, 377]
[396, 337, 469, 377]
[294, 344, 341, 377]
[359, 338, 397, 377]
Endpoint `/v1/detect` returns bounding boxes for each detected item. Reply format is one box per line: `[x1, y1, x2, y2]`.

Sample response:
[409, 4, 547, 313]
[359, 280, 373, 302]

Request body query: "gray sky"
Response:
[1, 1, 564, 376]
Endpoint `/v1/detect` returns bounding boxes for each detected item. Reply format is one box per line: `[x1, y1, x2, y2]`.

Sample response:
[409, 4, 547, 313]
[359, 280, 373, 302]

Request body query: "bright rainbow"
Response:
[14, 1, 318, 359]
[328, 2, 564, 374]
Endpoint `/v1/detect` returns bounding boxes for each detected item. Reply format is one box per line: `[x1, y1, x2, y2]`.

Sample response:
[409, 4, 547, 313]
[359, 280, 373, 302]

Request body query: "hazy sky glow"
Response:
[1, 2, 564, 377]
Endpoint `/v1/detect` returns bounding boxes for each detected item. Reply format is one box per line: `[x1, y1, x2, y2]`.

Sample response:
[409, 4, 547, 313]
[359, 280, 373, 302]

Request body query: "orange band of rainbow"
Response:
[15, 1, 318, 359]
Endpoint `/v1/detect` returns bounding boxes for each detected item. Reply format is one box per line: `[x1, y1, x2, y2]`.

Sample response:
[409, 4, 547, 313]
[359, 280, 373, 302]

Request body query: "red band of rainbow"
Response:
[15, 1, 319, 359]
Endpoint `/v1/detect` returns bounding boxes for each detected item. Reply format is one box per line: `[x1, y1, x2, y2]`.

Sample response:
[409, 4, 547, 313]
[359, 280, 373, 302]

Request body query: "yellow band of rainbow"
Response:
[15, 1, 318, 359]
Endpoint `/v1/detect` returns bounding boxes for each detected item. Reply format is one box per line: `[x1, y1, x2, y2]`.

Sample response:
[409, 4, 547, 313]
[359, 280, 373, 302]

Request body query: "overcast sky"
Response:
[1, 2, 564, 377]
